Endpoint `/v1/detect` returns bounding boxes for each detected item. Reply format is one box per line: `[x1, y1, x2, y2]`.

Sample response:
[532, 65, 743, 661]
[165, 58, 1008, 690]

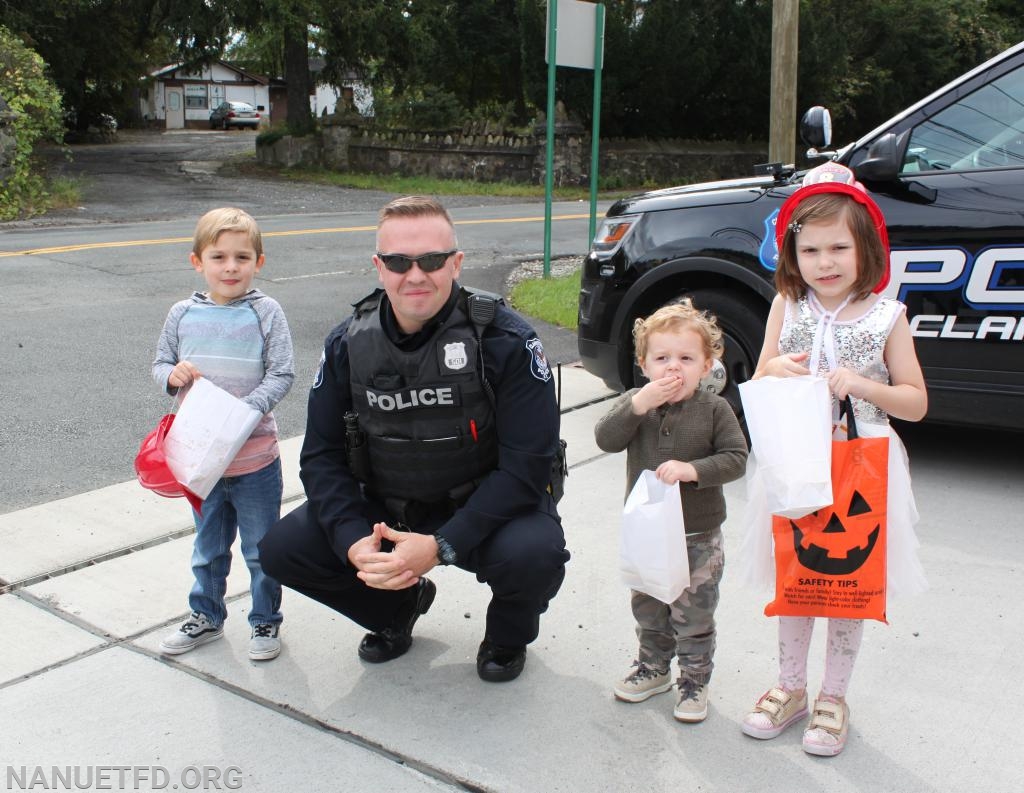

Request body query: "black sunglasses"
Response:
[376, 250, 457, 274]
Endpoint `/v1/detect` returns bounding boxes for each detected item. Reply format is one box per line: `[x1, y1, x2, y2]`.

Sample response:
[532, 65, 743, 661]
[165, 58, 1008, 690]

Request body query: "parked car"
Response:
[209, 101, 260, 130]
[577, 41, 1024, 431]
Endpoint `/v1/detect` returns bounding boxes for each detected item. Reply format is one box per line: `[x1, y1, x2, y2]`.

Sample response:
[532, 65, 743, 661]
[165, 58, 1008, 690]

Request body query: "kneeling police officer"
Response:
[259, 196, 570, 682]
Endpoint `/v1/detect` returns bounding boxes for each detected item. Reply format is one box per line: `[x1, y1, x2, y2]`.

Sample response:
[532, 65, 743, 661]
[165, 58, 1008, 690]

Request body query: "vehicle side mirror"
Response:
[800, 106, 832, 149]
[854, 132, 903, 182]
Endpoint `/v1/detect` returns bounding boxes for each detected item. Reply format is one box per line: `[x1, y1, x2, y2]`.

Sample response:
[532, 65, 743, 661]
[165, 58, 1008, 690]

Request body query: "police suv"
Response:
[578, 42, 1024, 431]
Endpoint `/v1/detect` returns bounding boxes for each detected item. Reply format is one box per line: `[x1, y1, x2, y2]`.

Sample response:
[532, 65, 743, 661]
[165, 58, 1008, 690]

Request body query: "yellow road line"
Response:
[0, 237, 190, 257]
[0, 213, 593, 258]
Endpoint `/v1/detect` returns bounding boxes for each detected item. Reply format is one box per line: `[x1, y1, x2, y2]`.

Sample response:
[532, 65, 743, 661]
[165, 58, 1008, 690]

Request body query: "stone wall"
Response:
[345, 127, 538, 183]
[256, 114, 767, 187]
[255, 133, 320, 169]
[599, 138, 767, 187]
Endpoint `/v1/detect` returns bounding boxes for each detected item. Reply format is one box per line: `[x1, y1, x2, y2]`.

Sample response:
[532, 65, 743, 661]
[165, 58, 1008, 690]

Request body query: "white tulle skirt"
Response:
[735, 422, 928, 599]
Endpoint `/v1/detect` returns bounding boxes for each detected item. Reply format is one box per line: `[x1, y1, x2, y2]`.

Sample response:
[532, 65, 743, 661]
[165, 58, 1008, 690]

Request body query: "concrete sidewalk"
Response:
[0, 365, 1015, 793]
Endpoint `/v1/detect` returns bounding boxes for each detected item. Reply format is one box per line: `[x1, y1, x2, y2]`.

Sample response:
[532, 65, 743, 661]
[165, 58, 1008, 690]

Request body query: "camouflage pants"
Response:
[632, 529, 724, 687]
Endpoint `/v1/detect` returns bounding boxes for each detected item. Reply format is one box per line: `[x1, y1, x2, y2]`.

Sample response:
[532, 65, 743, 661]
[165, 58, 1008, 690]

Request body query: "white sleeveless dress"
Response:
[736, 294, 928, 598]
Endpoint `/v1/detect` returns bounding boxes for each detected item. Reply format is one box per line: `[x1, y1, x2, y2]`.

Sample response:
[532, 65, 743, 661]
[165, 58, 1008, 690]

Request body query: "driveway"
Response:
[32, 129, 526, 227]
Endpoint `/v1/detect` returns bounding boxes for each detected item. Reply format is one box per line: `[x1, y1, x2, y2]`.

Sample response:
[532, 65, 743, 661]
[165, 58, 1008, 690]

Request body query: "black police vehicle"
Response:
[578, 42, 1024, 431]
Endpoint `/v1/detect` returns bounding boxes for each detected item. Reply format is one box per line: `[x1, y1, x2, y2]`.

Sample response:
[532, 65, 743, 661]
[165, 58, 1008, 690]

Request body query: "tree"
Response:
[282, 18, 313, 133]
[403, 0, 531, 122]
[552, 0, 773, 139]
[226, 0, 317, 133]
[0, 25, 64, 219]
[795, 0, 1016, 136]
[319, 0, 539, 129]
[5, 0, 1024, 144]
[318, 0, 411, 91]
[0, 0, 212, 129]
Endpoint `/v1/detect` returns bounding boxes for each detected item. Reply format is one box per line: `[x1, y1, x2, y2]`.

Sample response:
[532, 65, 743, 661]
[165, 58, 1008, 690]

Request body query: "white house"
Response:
[311, 81, 374, 117]
[141, 59, 373, 130]
[307, 58, 374, 117]
[141, 61, 270, 129]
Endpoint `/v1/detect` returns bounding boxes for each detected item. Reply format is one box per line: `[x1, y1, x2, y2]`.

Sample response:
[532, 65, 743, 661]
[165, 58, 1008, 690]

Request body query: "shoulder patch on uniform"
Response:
[525, 337, 551, 382]
[312, 350, 326, 389]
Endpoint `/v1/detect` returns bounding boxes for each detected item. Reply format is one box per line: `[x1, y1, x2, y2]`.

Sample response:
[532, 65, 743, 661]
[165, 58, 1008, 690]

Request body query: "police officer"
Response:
[259, 196, 570, 682]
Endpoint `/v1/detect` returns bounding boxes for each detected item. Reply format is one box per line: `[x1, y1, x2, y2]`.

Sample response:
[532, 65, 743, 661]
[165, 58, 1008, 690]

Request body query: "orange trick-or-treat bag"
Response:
[765, 399, 889, 623]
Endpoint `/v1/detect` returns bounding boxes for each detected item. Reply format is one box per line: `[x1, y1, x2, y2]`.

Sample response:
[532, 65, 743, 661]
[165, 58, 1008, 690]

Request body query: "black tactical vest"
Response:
[346, 290, 499, 504]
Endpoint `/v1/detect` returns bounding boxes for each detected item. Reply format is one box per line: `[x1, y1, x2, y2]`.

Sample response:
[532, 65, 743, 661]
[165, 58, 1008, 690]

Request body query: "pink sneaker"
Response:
[741, 687, 808, 739]
[802, 697, 850, 756]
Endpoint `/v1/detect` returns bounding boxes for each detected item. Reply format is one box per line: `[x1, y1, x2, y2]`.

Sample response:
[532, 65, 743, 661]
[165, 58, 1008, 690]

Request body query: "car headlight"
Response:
[591, 213, 640, 259]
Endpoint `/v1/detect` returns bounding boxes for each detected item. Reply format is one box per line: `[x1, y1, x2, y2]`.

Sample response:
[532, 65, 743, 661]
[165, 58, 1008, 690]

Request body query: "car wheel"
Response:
[629, 287, 767, 429]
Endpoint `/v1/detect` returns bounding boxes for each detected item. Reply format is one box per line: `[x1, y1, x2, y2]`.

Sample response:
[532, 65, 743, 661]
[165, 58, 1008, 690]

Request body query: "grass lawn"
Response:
[509, 268, 581, 330]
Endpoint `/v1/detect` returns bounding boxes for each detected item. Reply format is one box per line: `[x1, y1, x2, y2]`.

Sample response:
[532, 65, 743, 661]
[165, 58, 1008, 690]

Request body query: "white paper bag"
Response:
[163, 378, 262, 499]
[619, 470, 690, 603]
[738, 374, 833, 518]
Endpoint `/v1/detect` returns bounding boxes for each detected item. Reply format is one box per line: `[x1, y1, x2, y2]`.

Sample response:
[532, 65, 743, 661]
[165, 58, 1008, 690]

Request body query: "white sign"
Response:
[545, 0, 604, 70]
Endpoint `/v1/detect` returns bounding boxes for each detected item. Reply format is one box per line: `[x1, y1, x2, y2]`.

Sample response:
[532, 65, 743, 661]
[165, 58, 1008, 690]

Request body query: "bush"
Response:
[255, 128, 286, 147]
[0, 26, 64, 220]
[373, 85, 466, 130]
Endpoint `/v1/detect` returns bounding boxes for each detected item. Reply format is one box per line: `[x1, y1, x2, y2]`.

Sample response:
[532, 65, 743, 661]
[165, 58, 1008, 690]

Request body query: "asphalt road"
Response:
[0, 130, 594, 512]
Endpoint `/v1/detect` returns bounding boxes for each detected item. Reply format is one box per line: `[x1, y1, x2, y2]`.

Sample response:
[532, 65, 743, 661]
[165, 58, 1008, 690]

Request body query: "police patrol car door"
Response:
[852, 58, 1024, 426]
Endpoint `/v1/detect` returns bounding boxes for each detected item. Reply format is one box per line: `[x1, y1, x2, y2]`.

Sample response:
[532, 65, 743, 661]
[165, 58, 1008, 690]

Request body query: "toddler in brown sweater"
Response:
[595, 299, 747, 722]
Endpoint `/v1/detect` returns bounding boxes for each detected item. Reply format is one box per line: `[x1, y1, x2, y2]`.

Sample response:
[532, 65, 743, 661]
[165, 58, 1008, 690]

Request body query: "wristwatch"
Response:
[435, 534, 457, 566]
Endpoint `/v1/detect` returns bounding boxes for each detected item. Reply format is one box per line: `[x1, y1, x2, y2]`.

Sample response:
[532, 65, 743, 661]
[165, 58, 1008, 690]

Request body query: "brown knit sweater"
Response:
[594, 388, 748, 534]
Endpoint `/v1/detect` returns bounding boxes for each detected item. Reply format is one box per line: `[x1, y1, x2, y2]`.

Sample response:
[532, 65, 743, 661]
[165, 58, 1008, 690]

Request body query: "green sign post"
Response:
[544, 0, 606, 276]
[589, 4, 605, 245]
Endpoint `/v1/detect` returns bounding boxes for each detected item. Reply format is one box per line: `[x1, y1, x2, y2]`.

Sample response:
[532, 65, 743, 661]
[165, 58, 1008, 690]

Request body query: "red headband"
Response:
[775, 181, 891, 293]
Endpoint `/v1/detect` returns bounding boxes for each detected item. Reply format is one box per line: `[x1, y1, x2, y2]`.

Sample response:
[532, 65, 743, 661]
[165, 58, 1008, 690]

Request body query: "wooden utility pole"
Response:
[769, 0, 799, 164]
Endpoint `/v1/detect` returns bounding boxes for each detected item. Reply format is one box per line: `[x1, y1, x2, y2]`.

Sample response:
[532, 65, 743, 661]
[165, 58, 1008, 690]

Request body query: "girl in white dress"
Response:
[739, 163, 928, 756]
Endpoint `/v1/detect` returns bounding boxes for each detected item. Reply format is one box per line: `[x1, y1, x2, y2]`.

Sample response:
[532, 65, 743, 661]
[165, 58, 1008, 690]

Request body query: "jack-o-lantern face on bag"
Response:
[766, 429, 889, 621]
[787, 487, 881, 576]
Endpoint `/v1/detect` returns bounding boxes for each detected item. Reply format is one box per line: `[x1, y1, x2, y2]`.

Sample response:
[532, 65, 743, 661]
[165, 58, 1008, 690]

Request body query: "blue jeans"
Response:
[188, 457, 283, 627]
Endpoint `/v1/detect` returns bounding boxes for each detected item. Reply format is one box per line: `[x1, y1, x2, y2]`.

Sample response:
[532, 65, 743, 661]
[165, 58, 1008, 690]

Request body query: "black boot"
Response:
[357, 578, 436, 663]
[476, 638, 527, 682]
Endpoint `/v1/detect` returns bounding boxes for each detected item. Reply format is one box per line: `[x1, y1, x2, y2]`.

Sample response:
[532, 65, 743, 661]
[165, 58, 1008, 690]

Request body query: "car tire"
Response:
[629, 287, 767, 430]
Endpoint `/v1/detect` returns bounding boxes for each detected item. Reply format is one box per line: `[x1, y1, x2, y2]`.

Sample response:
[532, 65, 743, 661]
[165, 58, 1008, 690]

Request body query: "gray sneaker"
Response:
[159, 612, 223, 655]
[673, 679, 709, 722]
[249, 623, 282, 661]
[613, 661, 673, 702]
